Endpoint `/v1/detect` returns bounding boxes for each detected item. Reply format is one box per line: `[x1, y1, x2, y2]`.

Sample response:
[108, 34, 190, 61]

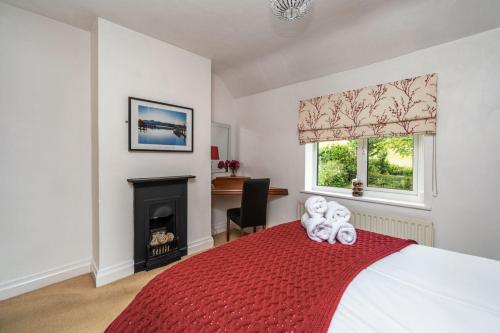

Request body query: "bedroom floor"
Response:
[0, 231, 240, 333]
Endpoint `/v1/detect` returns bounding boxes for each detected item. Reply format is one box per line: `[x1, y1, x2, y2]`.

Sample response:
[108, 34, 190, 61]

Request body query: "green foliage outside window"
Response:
[317, 140, 357, 188]
[367, 136, 413, 191]
[317, 136, 414, 191]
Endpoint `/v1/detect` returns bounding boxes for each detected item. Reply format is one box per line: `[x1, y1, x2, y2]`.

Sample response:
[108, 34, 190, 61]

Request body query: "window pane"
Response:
[317, 140, 357, 189]
[367, 136, 413, 191]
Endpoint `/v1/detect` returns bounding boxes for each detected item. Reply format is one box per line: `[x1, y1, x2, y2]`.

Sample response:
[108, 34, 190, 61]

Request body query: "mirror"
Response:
[211, 122, 230, 173]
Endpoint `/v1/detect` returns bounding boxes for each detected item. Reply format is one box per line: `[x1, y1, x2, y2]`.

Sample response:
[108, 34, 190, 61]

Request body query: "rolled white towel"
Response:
[304, 196, 328, 218]
[305, 216, 332, 243]
[300, 212, 309, 228]
[325, 201, 351, 223]
[326, 219, 344, 244]
[336, 222, 357, 245]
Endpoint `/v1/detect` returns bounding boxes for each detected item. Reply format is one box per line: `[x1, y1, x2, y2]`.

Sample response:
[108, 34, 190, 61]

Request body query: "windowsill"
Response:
[301, 189, 431, 211]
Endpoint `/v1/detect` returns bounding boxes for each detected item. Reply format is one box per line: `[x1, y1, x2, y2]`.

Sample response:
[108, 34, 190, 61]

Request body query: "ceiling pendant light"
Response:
[270, 0, 313, 21]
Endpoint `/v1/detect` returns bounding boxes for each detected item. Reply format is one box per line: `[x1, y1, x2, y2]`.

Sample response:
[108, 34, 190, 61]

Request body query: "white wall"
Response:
[93, 19, 213, 285]
[90, 19, 100, 270]
[222, 28, 500, 260]
[211, 75, 242, 234]
[212, 75, 239, 161]
[0, 3, 91, 299]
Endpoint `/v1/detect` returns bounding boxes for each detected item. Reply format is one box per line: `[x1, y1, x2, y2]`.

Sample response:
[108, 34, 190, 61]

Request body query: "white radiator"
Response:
[297, 201, 434, 246]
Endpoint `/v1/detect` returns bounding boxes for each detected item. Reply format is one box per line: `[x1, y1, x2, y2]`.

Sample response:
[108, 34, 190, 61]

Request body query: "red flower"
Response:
[218, 160, 240, 173]
[228, 160, 240, 171]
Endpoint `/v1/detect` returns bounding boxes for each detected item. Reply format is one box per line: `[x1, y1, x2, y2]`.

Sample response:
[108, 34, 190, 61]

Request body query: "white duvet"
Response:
[327, 244, 500, 332]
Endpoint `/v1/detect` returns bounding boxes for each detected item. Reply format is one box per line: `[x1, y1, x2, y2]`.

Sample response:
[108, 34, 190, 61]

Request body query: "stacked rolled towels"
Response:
[301, 196, 357, 245]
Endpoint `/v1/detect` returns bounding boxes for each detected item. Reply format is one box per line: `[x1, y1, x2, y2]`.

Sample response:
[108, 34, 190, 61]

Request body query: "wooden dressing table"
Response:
[211, 176, 288, 196]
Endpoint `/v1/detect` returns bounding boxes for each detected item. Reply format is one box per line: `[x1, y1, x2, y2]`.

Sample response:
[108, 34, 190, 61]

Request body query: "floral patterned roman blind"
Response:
[298, 73, 437, 144]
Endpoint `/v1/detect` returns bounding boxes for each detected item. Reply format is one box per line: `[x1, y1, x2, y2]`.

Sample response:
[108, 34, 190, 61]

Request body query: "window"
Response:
[317, 140, 357, 189]
[307, 135, 426, 205]
[367, 136, 414, 191]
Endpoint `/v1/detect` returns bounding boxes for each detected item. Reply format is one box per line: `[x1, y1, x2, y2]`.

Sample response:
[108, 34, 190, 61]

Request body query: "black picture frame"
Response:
[128, 97, 194, 152]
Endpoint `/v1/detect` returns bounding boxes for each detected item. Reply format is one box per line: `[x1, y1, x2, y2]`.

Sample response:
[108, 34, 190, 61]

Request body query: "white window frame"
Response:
[304, 135, 430, 209]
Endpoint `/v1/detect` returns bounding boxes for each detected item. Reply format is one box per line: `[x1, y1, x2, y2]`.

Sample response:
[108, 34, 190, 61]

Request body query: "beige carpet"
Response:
[0, 231, 242, 333]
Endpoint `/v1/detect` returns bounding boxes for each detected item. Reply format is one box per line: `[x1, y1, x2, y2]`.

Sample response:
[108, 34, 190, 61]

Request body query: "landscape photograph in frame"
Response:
[129, 97, 193, 152]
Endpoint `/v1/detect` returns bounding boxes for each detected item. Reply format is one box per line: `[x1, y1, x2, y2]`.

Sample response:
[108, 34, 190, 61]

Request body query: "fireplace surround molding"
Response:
[92, 174, 214, 287]
[127, 175, 196, 184]
[127, 175, 196, 273]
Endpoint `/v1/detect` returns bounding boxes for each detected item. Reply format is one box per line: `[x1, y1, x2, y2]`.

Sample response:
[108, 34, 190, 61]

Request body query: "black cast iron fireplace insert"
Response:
[127, 175, 195, 272]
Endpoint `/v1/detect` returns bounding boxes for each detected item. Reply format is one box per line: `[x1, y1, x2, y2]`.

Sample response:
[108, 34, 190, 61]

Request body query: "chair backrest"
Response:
[240, 178, 270, 228]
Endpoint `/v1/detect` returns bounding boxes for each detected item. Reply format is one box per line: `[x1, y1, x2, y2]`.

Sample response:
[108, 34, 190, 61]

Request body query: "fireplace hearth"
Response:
[127, 176, 195, 272]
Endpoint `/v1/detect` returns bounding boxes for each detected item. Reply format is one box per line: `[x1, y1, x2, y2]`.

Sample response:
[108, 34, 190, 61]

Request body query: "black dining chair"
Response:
[226, 178, 270, 241]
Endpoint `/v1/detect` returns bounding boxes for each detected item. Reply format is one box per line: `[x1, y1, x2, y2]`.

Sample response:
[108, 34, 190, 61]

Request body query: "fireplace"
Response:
[127, 175, 195, 272]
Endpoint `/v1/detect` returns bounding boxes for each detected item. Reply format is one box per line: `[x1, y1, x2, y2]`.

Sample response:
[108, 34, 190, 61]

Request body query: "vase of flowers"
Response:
[228, 160, 240, 177]
[218, 160, 240, 177]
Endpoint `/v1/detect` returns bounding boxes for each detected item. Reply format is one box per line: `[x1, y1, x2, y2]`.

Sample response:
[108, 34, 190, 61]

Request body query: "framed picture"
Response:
[129, 97, 193, 152]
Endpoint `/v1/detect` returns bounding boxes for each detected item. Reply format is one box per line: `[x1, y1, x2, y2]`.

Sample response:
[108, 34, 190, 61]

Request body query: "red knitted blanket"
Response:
[106, 221, 415, 333]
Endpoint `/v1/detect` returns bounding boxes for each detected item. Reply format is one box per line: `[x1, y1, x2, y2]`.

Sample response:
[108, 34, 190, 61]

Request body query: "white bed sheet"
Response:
[327, 244, 500, 332]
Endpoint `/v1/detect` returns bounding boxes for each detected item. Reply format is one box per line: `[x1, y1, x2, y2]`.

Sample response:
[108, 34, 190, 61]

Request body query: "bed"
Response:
[329, 244, 500, 332]
[107, 221, 500, 332]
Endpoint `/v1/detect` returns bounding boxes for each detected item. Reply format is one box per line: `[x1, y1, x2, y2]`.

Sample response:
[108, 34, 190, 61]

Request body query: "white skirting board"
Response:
[187, 236, 214, 255]
[0, 258, 91, 301]
[0, 236, 215, 298]
[91, 259, 134, 288]
[212, 220, 227, 235]
[92, 236, 214, 287]
[212, 221, 259, 236]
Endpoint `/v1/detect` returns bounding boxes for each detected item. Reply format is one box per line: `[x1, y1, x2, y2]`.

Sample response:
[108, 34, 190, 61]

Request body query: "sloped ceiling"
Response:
[3, 0, 500, 97]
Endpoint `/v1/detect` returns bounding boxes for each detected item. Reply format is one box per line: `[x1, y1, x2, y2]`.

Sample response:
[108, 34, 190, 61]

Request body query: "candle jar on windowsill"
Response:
[352, 178, 364, 197]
